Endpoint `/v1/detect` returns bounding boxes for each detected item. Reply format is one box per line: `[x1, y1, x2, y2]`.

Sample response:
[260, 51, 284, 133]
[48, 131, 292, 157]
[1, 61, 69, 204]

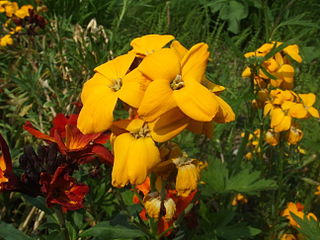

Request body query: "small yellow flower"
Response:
[265, 129, 279, 146]
[280, 233, 297, 240]
[314, 186, 320, 196]
[172, 154, 203, 197]
[231, 193, 248, 206]
[0, 34, 13, 47]
[282, 202, 317, 228]
[287, 125, 303, 145]
[14, 4, 33, 18]
[291, 93, 319, 119]
[143, 192, 176, 221]
[3, 1, 18, 17]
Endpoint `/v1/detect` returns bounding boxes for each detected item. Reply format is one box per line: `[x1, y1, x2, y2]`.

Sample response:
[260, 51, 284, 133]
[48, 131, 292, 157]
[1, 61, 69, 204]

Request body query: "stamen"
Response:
[110, 78, 122, 91]
[170, 74, 184, 90]
[132, 124, 151, 139]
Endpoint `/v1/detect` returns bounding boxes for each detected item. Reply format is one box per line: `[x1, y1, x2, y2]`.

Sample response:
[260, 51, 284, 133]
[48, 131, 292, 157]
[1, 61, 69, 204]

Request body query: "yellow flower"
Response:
[282, 202, 317, 228]
[111, 118, 160, 187]
[242, 42, 302, 89]
[143, 192, 176, 221]
[130, 34, 174, 57]
[287, 125, 303, 145]
[314, 186, 320, 196]
[231, 193, 248, 206]
[291, 93, 319, 119]
[138, 42, 220, 122]
[3, 1, 18, 17]
[14, 4, 33, 18]
[0, 34, 13, 47]
[280, 233, 297, 240]
[265, 129, 279, 146]
[173, 154, 203, 197]
[77, 53, 150, 134]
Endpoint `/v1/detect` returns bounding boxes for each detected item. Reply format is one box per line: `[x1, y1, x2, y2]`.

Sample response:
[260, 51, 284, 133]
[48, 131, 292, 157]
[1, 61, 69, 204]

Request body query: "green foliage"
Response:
[202, 158, 277, 195]
[292, 213, 320, 240]
[0, 222, 33, 240]
[79, 221, 147, 239]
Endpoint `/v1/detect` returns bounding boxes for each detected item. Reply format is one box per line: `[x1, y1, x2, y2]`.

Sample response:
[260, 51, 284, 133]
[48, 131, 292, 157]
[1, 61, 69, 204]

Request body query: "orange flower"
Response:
[282, 202, 317, 227]
[0, 134, 17, 191]
[40, 166, 89, 212]
[24, 114, 113, 165]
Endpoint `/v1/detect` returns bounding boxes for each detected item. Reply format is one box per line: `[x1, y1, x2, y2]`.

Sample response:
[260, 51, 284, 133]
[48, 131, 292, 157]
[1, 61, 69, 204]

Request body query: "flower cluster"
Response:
[281, 202, 317, 228]
[242, 42, 319, 146]
[77, 34, 235, 233]
[0, 0, 47, 47]
[0, 113, 113, 211]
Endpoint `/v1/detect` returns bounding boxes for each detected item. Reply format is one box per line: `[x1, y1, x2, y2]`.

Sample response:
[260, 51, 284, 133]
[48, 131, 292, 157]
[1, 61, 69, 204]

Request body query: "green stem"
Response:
[54, 207, 70, 240]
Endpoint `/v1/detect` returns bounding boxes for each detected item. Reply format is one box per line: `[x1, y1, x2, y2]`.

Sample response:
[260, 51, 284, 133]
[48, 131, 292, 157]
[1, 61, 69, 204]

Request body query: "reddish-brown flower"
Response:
[40, 166, 89, 212]
[24, 114, 113, 165]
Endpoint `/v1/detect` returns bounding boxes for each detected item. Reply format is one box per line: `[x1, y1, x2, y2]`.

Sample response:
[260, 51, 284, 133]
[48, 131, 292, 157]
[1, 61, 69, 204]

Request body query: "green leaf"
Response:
[22, 195, 52, 214]
[79, 222, 147, 239]
[226, 168, 277, 194]
[216, 224, 261, 240]
[0, 222, 33, 240]
[202, 159, 276, 195]
[292, 213, 320, 240]
[202, 158, 228, 193]
[260, 66, 277, 80]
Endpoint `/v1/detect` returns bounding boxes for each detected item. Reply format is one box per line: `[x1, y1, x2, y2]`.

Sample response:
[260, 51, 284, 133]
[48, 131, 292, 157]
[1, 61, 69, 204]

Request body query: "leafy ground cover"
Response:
[0, 0, 320, 239]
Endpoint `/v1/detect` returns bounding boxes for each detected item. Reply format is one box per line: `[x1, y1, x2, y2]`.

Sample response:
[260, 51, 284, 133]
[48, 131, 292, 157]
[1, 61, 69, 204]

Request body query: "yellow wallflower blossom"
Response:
[282, 202, 317, 228]
[130, 34, 174, 57]
[3, 1, 18, 17]
[291, 93, 319, 119]
[78, 53, 150, 134]
[143, 192, 176, 221]
[265, 129, 279, 146]
[280, 233, 297, 240]
[0, 34, 13, 47]
[173, 154, 203, 197]
[14, 4, 33, 19]
[242, 42, 302, 89]
[287, 125, 303, 145]
[138, 43, 220, 122]
[112, 118, 160, 187]
[231, 193, 248, 206]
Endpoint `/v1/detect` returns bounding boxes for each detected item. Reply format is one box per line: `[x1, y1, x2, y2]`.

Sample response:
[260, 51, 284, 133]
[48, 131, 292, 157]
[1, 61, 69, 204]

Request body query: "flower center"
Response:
[170, 74, 184, 90]
[110, 78, 122, 91]
[132, 124, 151, 139]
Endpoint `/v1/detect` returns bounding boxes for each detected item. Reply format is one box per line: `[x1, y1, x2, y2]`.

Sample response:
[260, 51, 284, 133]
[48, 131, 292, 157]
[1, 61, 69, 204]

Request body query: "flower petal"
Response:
[118, 69, 151, 108]
[130, 34, 174, 56]
[299, 93, 316, 107]
[94, 53, 135, 80]
[127, 137, 160, 185]
[149, 108, 189, 142]
[283, 44, 302, 63]
[112, 133, 133, 187]
[173, 81, 219, 121]
[78, 89, 118, 134]
[138, 48, 180, 81]
[181, 43, 209, 83]
[170, 40, 188, 60]
[138, 80, 176, 122]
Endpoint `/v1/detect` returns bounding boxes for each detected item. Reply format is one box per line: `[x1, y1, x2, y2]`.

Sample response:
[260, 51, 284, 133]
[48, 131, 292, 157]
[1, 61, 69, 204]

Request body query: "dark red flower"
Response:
[24, 114, 113, 165]
[40, 166, 89, 212]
